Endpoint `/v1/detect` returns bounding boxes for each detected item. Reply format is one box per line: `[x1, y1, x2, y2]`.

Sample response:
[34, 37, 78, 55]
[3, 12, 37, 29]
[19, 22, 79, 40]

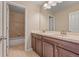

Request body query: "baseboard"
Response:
[28, 48, 33, 51]
[25, 48, 33, 51]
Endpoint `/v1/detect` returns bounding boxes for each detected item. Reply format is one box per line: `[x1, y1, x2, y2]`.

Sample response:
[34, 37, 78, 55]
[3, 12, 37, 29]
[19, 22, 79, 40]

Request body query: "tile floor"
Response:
[7, 44, 39, 57]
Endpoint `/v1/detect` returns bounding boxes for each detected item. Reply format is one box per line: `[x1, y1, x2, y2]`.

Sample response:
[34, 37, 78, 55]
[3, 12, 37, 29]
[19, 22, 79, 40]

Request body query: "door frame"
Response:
[5, 1, 28, 53]
[0, 1, 4, 56]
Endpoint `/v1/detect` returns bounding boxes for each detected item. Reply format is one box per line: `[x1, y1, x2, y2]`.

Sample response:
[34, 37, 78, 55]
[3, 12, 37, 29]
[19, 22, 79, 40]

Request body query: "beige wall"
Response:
[40, 8, 49, 31]
[26, 5, 40, 49]
[40, 8, 54, 31]
[54, 4, 79, 31]
[9, 10, 25, 38]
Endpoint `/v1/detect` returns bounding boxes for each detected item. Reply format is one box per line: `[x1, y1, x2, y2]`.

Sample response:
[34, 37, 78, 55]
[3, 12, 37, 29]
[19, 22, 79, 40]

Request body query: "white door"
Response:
[0, 1, 3, 57]
[0, 1, 7, 57]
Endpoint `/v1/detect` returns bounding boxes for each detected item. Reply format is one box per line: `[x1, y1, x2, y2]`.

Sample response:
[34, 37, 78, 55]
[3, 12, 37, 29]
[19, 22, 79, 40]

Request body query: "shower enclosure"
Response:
[9, 5, 25, 47]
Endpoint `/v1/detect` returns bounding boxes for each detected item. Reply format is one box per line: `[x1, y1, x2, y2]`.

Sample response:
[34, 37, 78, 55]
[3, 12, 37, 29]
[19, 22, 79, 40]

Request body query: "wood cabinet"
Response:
[56, 47, 79, 57]
[31, 33, 42, 56]
[36, 39, 42, 56]
[31, 33, 79, 57]
[43, 42, 54, 57]
[31, 33, 36, 51]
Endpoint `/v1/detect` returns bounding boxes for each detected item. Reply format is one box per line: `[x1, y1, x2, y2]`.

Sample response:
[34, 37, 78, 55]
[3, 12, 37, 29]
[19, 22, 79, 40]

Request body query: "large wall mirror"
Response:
[40, 1, 79, 33]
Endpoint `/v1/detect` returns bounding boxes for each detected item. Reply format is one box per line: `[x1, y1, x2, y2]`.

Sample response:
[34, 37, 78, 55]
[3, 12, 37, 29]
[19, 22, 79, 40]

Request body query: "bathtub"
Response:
[9, 37, 25, 46]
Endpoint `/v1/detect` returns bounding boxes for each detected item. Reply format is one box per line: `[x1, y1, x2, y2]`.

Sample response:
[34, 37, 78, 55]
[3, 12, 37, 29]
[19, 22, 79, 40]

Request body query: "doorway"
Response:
[7, 3, 25, 56]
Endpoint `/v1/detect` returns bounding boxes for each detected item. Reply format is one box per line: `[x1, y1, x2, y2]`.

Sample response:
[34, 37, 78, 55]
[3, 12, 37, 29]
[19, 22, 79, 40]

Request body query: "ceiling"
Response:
[28, 1, 45, 5]
[12, 1, 45, 6]
[48, 1, 79, 13]
[9, 1, 79, 13]
[9, 1, 45, 13]
[9, 4, 25, 13]
[28, 1, 79, 13]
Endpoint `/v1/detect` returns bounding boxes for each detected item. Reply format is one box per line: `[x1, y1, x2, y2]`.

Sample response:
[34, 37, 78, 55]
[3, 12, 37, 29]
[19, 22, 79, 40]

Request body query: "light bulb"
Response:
[48, 1, 57, 6]
[43, 3, 48, 8]
[51, 2, 57, 6]
[44, 5, 51, 9]
[46, 5, 51, 9]
[48, 1, 53, 4]
[43, 3, 51, 9]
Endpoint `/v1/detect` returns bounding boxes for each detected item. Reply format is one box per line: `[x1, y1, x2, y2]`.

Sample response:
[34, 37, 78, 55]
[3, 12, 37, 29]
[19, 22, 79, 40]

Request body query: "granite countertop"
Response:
[31, 31, 79, 44]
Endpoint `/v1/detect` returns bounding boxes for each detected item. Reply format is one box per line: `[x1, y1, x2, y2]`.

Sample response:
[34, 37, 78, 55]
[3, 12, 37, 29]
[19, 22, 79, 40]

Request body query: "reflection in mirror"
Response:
[40, 1, 79, 33]
[69, 11, 79, 32]
[48, 16, 55, 31]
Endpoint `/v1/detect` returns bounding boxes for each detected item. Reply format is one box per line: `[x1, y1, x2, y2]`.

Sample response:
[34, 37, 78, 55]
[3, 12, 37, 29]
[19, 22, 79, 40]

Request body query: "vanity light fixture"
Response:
[43, 3, 51, 9]
[43, 3, 48, 7]
[48, 1, 57, 6]
[43, 1, 62, 9]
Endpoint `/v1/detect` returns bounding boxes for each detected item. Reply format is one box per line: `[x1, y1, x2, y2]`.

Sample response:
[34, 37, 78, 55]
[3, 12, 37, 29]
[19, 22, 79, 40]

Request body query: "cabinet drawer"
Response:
[52, 39, 79, 55]
[31, 33, 42, 39]
[42, 36, 58, 45]
[57, 47, 79, 57]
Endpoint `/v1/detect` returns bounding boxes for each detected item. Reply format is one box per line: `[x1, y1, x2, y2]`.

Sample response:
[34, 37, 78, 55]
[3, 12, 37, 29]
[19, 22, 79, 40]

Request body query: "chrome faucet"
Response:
[60, 30, 66, 35]
[42, 30, 46, 33]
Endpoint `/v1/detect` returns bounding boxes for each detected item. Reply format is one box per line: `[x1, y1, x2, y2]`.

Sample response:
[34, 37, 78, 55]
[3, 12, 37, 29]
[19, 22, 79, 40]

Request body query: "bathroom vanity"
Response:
[31, 31, 79, 57]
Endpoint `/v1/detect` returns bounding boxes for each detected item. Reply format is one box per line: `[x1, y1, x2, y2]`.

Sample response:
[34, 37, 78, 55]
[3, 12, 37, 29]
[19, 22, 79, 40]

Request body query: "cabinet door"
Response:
[43, 42, 54, 57]
[57, 47, 79, 57]
[36, 39, 42, 56]
[31, 35, 36, 51]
